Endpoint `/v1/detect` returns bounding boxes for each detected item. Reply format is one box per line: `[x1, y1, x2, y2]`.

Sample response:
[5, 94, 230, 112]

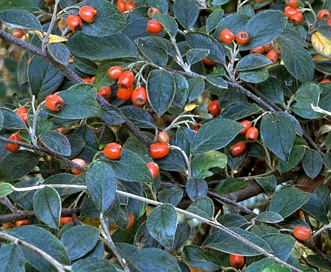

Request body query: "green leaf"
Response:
[206, 9, 224, 33]
[260, 112, 295, 161]
[186, 178, 208, 201]
[105, 149, 152, 182]
[302, 193, 329, 224]
[44, 84, 101, 119]
[47, 43, 71, 66]
[33, 186, 61, 229]
[0, 0, 39, 11]
[146, 204, 177, 250]
[216, 13, 250, 38]
[156, 148, 187, 172]
[43, 173, 74, 196]
[100, 104, 125, 125]
[277, 37, 314, 83]
[174, 222, 190, 250]
[241, 10, 287, 50]
[0, 183, 14, 197]
[0, 151, 40, 181]
[0, 107, 26, 129]
[7, 225, 70, 272]
[77, 0, 125, 36]
[302, 149, 323, 179]
[0, 10, 41, 30]
[263, 265, 292, 272]
[158, 187, 184, 206]
[203, 227, 272, 256]
[191, 151, 227, 178]
[173, 0, 199, 30]
[186, 49, 210, 66]
[206, 75, 228, 89]
[136, 37, 168, 67]
[28, 56, 64, 101]
[191, 118, 243, 154]
[255, 176, 277, 194]
[256, 211, 284, 224]
[182, 245, 221, 271]
[147, 69, 175, 116]
[72, 257, 117, 272]
[263, 234, 296, 261]
[239, 68, 269, 83]
[245, 258, 276, 272]
[236, 54, 272, 71]
[67, 32, 139, 60]
[60, 225, 99, 261]
[278, 145, 305, 173]
[215, 178, 246, 194]
[121, 105, 156, 129]
[153, 13, 178, 36]
[255, 77, 284, 105]
[86, 161, 117, 213]
[186, 197, 214, 219]
[129, 248, 181, 272]
[39, 130, 71, 156]
[147, 0, 169, 13]
[187, 77, 205, 103]
[0, 244, 25, 272]
[186, 32, 225, 64]
[220, 102, 261, 120]
[269, 187, 310, 218]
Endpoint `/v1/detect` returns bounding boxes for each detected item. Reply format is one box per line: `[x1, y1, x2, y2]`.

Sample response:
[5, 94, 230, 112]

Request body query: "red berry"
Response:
[15, 219, 29, 227]
[236, 31, 250, 45]
[291, 12, 303, 24]
[98, 86, 112, 101]
[124, 0, 136, 11]
[17, 107, 28, 126]
[71, 158, 86, 176]
[104, 143, 122, 160]
[66, 14, 83, 31]
[11, 29, 24, 39]
[60, 217, 73, 225]
[6, 132, 22, 152]
[266, 49, 278, 63]
[117, 0, 126, 13]
[318, 9, 331, 21]
[117, 85, 134, 101]
[79, 5, 98, 23]
[126, 213, 135, 229]
[131, 86, 147, 107]
[147, 19, 163, 34]
[239, 120, 252, 134]
[157, 131, 170, 144]
[284, 7, 300, 19]
[45, 93, 64, 112]
[245, 127, 259, 141]
[219, 29, 234, 44]
[108, 66, 123, 80]
[118, 71, 134, 87]
[207, 100, 221, 116]
[293, 226, 311, 241]
[285, 0, 299, 8]
[320, 78, 331, 84]
[229, 254, 245, 268]
[229, 141, 247, 156]
[150, 143, 170, 159]
[202, 58, 216, 66]
[82, 77, 92, 84]
[147, 162, 159, 179]
[250, 46, 264, 54]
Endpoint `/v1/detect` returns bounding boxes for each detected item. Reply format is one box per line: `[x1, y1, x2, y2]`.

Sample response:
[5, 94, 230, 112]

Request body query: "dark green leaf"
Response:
[153, 148, 187, 172]
[173, 0, 199, 29]
[86, 161, 117, 213]
[136, 37, 168, 67]
[191, 118, 243, 154]
[60, 225, 99, 261]
[203, 227, 272, 256]
[147, 69, 175, 116]
[0, 243, 24, 272]
[278, 145, 305, 173]
[0, 10, 41, 30]
[241, 10, 287, 50]
[260, 112, 295, 161]
[206, 9, 224, 33]
[220, 102, 261, 120]
[263, 234, 296, 261]
[77, 0, 125, 36]
[100, 104, 126, 125]
[245, 258, 276, 272]
[147, 0, 169, 13]
[186, 197, 214, 219]
[239, 68, 269, 83]
[255, 176, 277, 194]
[71, 257, 117, 272]
[302, 193, 329, 224]
[256, 211, 284, 223]
[158, 187, 183, 206]
[191, 151, 227, 178]
[105, 149, 152, 182]
[255, 77, 284, 104]
[121, 105, 156, 129]
[215, 178, 246, 194]
[176, 127, 196, 156]
[186, 178, 208, 201]
[173, 74, 189, 108]
[28, 57, 64, 101]
[153, 13, 178, 36]
[47, 43, 71, 66]
[187, 77, 205, 103]
[206, 75, 228, 89]
[43, 173, 74, 196]
[174, 222, 190, 250]
[146, 204, 177, 249]
[182, 245, 221, 271]
[218, 214, 248, 228]
[186, 49, 210, 65]
[186, 32, 225, 64]
[44, 84, 101, 119]
[236, 54, 272, 71]
[39, 130, 71, 156]
[0, 0, 39, 11]
[67, 32, 138, 60]
[7, 225, 70, 271]
[302, 149, 323, 179]
[129, 248, 181, 272]
[269, 187, 310, 218]
[0, 151, 40, 181]
[0, 107, 26, 129]
[307, 255, 331, 271]
[33, 186, 61, 229]
[277, 37, 314, 83]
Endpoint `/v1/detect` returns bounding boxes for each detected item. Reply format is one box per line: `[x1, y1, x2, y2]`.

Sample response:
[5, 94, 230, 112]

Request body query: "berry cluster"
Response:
[66, 5, 98, 31]
[251, 43, 279, 64]
[116, 0, 137, 13]
[219, 29, 250, 45]
[284, 0, 303, 25]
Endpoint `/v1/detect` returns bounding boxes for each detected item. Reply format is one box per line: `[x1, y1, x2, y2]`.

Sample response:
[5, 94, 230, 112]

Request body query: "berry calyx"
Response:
[229, 254, 245, 268]
[147, 19, 163, 34]
[131, 86, 147, 107]
[147, 161, 159, 179]
[239, 120, 252, 134]
[66, 14, 83, 31]
[157, 131, 170, 144]
[6, 132, 22, 152]
[236, 31, 250, 45]
[118, 71, 135, 87]
[108, 66, 123, 80]
[71, 158, 86, 176]
[229, 141, 247, 156]
[98, 86, 112, 101]
[245, 127, 259, 141]
[207, 100, 221, 116]
[293, 226, 311, 241]
[104, 143, 122, 160]
[45, 93, 64, 112]
[317, 9, 331, 22]
[150, 143, 170, 159]
[16, 107, 28, 126]
[79, 5, 98, 23]
[147, 7, 160, 17]
[219, 29, 234, 44]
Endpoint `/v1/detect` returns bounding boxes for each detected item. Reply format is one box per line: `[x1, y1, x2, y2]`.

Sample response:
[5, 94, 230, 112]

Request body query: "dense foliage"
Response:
[0, 0, 331, 271]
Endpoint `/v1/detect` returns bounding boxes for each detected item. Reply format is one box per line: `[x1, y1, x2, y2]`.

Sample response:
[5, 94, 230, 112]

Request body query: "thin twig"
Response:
[42, 0, 60, 50]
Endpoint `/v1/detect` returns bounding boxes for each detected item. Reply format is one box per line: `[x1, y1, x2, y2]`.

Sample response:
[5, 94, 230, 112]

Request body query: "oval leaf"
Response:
[186, 178, 208, 201]
[256, 211, 284, 224]
[0, 9, 41, 30]
[191, 151, 227, 178]
[236, 54, 272, 71]
[71, 257, 117, 272]
[39, 130, 71, 156]
[263, 234, 296, 261]
[186, 197, 214, 219]
[0, 183, 14, 198]
[0, 244, 24, 272]
[302, 149, 323, 179]
[173, 0, 199, 29]
[47, 43, 71, 66]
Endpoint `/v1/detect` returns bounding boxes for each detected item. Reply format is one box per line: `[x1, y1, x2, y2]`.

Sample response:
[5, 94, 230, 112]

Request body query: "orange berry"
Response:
[6, 132, 22, 152]
[104, 143, 122, 160]
[71, 158, 86, 176]
[147, 161, 159, 179]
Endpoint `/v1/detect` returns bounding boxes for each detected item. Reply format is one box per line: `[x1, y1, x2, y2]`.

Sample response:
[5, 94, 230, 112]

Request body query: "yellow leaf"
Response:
[30, 30, 68, 43]
[311, 31, 331, 59]
[184, 103, 197, 112]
